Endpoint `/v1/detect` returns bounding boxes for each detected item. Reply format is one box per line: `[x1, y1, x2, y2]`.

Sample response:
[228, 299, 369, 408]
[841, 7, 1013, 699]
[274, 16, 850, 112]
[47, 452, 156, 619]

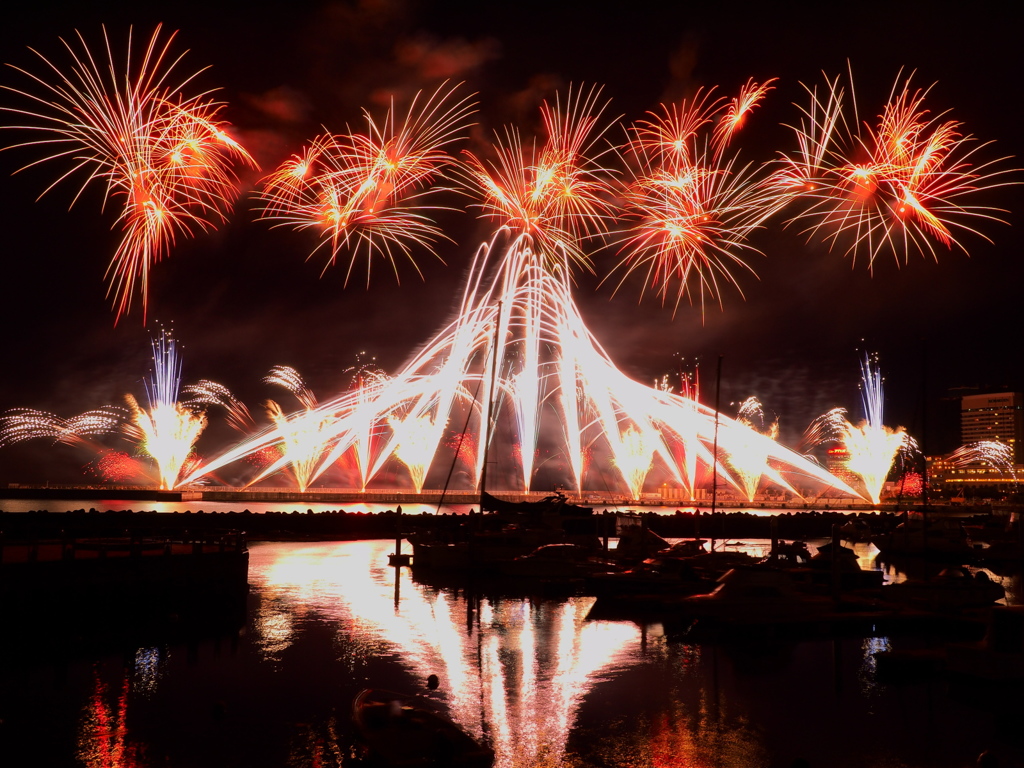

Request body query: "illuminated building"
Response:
[961, 392, 1024, 463]
[924, 394, 1024, 494]
[926, 454, 1017, 494]
[825, 446, 857, 486]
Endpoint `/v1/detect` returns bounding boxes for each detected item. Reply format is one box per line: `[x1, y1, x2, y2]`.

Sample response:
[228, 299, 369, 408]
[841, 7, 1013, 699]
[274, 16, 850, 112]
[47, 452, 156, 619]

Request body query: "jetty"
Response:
[1, 531, 248, 649]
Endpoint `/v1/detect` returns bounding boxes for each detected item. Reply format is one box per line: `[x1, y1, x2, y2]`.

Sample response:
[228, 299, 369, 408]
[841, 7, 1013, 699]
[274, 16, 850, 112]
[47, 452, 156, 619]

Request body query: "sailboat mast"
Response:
[710, 355, 722, 552]
[478, 301, 502, 507]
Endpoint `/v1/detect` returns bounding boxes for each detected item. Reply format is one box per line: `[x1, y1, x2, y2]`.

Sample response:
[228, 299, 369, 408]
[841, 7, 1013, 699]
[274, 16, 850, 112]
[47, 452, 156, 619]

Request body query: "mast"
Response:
[710, 355, 722, 552]
[478, 300, 502, 509]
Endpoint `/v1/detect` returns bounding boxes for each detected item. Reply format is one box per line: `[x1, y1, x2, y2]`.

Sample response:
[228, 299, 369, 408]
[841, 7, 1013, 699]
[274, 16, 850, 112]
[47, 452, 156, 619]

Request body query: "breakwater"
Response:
[0, 506, 997, 542]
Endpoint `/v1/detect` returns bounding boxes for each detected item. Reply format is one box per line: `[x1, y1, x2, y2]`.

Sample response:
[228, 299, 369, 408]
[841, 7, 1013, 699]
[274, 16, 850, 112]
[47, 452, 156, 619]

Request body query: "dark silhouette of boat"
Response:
[408, 493, 605, 571]
[497, 542, 617, 581]
[673, 565, 836, 619]
[883, 566, 1005, 611]
[352, 688, 494, 767]
[873, 513, 975, 559]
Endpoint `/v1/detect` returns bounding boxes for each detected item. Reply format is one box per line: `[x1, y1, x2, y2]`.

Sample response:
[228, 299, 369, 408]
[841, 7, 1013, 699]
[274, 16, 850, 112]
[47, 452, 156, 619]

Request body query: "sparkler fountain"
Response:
[805, 353, 915, 505]
[727, 397, 782, 502]
[123, 330, 206, 490]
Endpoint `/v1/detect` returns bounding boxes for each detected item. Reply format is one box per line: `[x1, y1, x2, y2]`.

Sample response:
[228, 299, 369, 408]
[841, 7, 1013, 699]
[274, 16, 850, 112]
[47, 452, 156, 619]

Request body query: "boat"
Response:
[408, 494, 607, 572]
[872, 513, 976, 559]
[480, 490, 594, 517]
[665, 565, 836, 624]
[585, 554, 718, 616]
[352, 688, 494, 767]
[765, 539, 813, 566]
[497, 542, 617, 581]
[604, 521, 670, 565]
[806, 541, 884, 591]
[837, 518, 873, 543]
[882, 566, 1005, 611]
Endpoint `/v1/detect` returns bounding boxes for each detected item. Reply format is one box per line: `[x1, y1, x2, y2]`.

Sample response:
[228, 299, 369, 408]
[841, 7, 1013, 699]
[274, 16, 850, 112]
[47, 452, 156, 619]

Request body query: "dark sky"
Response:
[1, 0, 1021, 483]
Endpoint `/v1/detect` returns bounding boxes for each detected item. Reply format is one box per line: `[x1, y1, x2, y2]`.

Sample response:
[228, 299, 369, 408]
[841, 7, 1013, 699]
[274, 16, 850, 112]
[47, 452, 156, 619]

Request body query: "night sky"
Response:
[1, 0, 1021, 484]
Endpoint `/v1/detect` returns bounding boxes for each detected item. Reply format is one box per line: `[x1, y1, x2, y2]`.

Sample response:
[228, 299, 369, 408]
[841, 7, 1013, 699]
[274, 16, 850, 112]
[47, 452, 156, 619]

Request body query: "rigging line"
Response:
[436, 363, 487, 513]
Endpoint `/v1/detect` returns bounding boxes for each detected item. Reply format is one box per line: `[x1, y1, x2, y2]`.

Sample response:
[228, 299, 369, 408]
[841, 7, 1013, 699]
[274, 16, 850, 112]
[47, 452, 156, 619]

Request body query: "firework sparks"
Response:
[0, 406, 122, 447]
[175, 90, 863, 502]
[10, 69, 1013, 504]
[777, 70, 1016, 269]
[612, 425, 656, 501]
[85, 450, 145, 483]
[726, 397, 783, 502]
[254, 83, 475, 285]
[184, 228, 857, 502]
[256, 366, 339, 492]
[388, 411, 442, 493]
[122, 331, 206, 489]
[463, 85, 617, 271]
[608, 81, 780, 315]
[182, 379, 254, 432]
[805, 354, 913, 504]
[263, 401, 337, 492]
[1, 25, 256, 321]
[948, 440, 1017, 477]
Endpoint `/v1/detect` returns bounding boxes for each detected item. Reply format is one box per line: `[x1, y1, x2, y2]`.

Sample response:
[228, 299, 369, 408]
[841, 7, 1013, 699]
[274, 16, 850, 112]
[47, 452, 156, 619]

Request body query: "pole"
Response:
[710, 355, 722, 553]
[478, 301, 502, 509]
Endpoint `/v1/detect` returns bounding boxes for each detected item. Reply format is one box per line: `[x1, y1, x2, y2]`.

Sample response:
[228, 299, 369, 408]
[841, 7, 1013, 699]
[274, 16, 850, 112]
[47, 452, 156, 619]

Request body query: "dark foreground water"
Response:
[2, 539, 1022, 768]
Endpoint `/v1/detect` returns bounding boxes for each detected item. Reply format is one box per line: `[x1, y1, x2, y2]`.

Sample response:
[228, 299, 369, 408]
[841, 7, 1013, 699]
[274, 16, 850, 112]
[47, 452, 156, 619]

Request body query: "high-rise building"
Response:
[961, 392, 1024, 462]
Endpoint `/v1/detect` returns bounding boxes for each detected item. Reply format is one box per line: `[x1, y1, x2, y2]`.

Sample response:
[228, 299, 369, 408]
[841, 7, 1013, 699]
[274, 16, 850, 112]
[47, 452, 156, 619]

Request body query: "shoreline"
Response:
[1, 484, 1009, 514]
[0, 505, 1001, 543]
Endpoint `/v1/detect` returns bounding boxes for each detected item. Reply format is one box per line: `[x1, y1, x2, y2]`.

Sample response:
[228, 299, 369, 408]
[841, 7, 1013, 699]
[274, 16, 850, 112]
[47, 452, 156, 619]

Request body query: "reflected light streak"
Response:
[77, 670, 142, 768]
[248, 541, 640, 767]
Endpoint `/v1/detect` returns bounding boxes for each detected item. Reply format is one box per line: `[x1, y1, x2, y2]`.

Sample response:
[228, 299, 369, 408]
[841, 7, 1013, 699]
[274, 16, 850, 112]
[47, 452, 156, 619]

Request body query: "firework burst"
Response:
[463, 84, 617, 272]
[122, 331, 206, 489]
[256, 366, 341, 491]
[254, 83, 475, 285]
[608, 80, 780, 315]
[0, 406, 122, 447]
[85, 450, 145, 483]
[182, 379, 254, 432]
[804, 353, 915, 504]
[947, 440, 1017, 478]
[726, 397, 783, 501]
[777, 69, 1016, 269]
[1, 25, 256, 321]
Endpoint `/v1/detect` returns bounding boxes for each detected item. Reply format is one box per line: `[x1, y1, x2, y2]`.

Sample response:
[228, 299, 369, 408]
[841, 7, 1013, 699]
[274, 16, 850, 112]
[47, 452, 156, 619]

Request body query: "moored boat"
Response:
[497, 542, 616, 580]
[882, 566, 1005, 611]
[873, 513, 975, 559]
[666, 565, 836, 624]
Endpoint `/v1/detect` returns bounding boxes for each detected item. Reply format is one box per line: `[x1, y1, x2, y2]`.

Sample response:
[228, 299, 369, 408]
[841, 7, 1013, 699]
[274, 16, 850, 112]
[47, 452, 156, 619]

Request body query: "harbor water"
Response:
[2, 538, 1022, 767]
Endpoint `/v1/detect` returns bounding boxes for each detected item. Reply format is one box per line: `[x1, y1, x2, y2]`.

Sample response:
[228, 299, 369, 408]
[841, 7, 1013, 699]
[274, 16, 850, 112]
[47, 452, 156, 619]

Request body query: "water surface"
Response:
[2, 539, 1021, 767]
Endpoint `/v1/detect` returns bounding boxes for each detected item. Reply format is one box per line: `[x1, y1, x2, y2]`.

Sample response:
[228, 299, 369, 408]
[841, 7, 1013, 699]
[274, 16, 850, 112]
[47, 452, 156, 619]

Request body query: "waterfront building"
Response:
[961, 392, 1024, 462]
[825, 446, 857, 487]
[926, 454, 1019, 495]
